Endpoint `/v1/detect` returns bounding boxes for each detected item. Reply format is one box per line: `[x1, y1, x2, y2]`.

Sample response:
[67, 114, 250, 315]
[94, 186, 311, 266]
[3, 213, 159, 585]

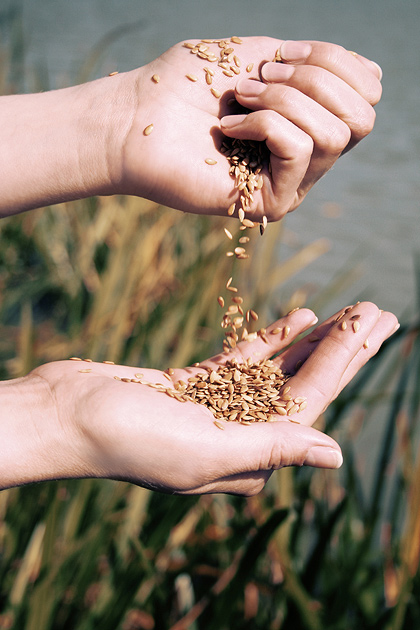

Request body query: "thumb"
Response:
[220, 421, 343, 473]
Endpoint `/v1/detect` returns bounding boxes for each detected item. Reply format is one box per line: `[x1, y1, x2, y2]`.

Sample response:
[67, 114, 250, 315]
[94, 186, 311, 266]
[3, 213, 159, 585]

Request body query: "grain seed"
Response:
[205, 158, 217, 165]
[151, 74, 160, 83]
[352, 321, 361, 333]
[143, 124, 154, 136]
[211, 88, 222, 98]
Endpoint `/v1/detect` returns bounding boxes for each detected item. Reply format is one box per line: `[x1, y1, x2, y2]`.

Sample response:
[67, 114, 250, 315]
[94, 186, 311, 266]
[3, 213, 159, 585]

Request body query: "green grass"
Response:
[0, 11, 420, 629]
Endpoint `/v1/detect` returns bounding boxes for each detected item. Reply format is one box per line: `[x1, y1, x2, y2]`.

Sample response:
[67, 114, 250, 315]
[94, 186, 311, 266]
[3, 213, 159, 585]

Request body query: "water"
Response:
[7, 0, 420, 319]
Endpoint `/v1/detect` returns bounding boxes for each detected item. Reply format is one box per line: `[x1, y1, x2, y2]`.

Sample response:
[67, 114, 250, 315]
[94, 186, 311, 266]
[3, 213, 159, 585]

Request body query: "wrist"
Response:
[0, 373, 85, 489]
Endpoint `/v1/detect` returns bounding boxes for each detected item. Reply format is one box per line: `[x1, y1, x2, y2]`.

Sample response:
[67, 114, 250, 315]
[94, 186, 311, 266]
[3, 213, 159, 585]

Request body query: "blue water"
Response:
[8, 0, 420, 319]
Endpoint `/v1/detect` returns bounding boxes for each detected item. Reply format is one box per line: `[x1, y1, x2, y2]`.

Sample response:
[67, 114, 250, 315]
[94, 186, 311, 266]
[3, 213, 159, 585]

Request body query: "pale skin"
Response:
[0, 38, 382, 219]
[0, 37, 392, 493]
[0, 303, 398, 494]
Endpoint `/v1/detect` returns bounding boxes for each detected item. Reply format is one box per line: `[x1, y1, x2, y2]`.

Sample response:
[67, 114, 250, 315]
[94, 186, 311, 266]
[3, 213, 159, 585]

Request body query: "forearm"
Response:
[0, 73, 136, 216]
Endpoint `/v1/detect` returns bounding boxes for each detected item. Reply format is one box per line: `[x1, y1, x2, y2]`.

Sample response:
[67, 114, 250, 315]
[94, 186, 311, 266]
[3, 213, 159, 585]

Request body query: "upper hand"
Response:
[30, 302, 397, 496]
[117, 37, 382, 221]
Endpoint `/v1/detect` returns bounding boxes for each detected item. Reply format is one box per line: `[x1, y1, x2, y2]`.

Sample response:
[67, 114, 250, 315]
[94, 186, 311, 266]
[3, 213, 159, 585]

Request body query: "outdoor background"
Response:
[0, 1, 419, 629]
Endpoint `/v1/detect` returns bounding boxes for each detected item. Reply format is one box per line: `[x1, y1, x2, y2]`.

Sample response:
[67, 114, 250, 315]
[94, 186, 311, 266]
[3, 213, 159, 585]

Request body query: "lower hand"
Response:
[23, 302, 397, 496]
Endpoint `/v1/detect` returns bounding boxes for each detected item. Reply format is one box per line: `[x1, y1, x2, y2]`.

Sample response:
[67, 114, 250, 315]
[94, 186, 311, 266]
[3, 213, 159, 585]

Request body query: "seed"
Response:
[238, 208, 245, 222]
[223, 69, 235, 77]
[340, 321, 347, 331]
[183, 42, 196, 49]
[108, 71, 118, 76]
[271, 327, 282, 335]
[250, 310, 259, 321]
[239, 236, 249, 244]
[103, 360, 115, 364]
[70, 357, 82, 361]
[227, 203, 236, 216]
[218, 296, 225, 307]
[242, 219, 255, 228]
[246, 63, 254, 72]
[231, 36, 243, 44]
[363, 339, 369, 349]
[234, 247, 246, 256]
[224, 228, 233, 239]
[352, 321, 361, 333]
[283, 325, 291, 339]
[205, 158, 217, 165]
[211, 88, 221, 98]
[351, 314, 361, 320]
[78, 368, 92, 373]
[143, 124, 154, 136]
[151, 74, 160, 83]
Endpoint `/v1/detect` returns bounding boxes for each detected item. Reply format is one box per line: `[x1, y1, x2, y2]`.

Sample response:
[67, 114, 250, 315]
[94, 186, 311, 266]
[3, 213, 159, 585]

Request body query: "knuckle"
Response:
[318, 121, 352, 155]
[351, 104, 376, 138]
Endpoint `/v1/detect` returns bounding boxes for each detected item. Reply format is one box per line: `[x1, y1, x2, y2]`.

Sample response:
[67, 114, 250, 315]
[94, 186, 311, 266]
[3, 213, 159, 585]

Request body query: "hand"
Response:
[119, 37, 382, 221]
[21, 302, 397, 496]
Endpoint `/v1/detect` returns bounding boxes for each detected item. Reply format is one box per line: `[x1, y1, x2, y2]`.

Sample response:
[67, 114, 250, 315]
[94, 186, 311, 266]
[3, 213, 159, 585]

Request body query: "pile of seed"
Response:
[172, 358, 307, 427]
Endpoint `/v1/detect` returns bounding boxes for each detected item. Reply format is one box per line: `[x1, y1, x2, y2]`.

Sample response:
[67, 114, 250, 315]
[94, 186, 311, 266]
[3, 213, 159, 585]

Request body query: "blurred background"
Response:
[0, 1, 419, 629]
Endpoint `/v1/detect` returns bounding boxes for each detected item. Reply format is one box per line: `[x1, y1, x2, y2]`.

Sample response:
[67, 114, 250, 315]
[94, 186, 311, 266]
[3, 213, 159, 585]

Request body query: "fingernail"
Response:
[220, 113, 247, 129]
[279, 40, 312, 63]
[262, 63, 295, 82]
[371, 60, 383, 81]
[304, 446, 343, 469]
[236, 79, 266, 97]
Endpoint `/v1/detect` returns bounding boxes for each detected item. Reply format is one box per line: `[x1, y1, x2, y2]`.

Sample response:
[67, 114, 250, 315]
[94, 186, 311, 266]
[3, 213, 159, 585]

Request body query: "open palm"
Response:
[32, 302, 397, 496]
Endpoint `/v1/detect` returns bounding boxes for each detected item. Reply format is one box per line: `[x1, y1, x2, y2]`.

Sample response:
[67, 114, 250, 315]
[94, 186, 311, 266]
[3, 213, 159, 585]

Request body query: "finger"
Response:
[272, 40, 382, 104]
[220, 109, 314, 219]
[276, 302, 398, 425]
[191, 422, 342, 495]
[234, 79, 351, 193]
[258, 65, 376, 146]
[199, 308, 318, 369]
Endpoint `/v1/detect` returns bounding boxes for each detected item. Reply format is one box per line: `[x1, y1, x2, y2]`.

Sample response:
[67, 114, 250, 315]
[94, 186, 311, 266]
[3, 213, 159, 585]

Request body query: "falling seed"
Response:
[224, 228, 233, 239]
[227, 203, 236, 216]
[144, 124, 154, 136]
